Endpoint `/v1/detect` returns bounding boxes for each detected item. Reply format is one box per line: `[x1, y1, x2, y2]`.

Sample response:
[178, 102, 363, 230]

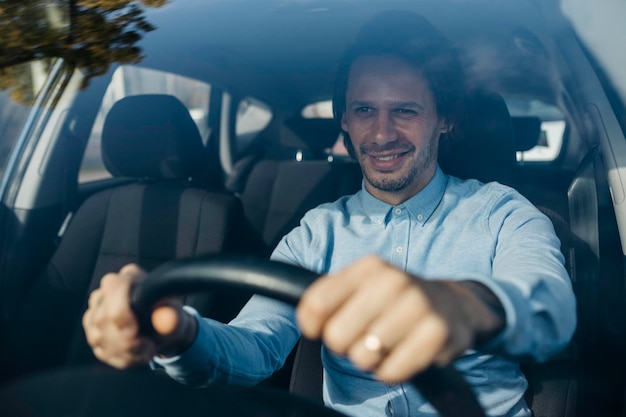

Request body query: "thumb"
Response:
[151, 305, 181, 336]
[150, 304, 197, 356]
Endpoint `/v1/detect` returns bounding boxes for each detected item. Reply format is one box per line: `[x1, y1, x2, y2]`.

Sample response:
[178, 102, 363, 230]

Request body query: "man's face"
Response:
[341, 54, 451, 205]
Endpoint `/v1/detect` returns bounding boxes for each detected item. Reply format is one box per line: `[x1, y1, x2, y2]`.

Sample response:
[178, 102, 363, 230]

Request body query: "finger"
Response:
[347, 288, 431, 370]
[102, 275, 138, 335]
[322, 268, 410, 354]
[83, 309, 102, 348]
[118, 263, 147, 282]
[298, 272, 357, 338]
[98, 328, 155, 363]
[87, 288, 104, 309]
[297, 256, 388, 338]
[375, 315, 449, 383]
[98, 264, 145, 294]
[95, 338, 155, 369]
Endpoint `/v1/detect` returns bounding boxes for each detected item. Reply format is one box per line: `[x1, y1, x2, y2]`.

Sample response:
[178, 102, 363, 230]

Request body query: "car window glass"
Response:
[505, 98, 566, 163]
[301, 100, 333, 119]
[236, 97, 272, 152]
[0, 60, 53, 178]
[78, 65, 212, 183]
[301, 100, 346, 156]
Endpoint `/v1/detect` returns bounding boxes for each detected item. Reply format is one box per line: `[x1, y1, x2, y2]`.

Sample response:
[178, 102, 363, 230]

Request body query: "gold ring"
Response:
[363, 333, 384, 353]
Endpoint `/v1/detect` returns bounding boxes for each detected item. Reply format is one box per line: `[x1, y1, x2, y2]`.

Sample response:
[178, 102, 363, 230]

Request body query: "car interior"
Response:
[0, 1, 625, 416]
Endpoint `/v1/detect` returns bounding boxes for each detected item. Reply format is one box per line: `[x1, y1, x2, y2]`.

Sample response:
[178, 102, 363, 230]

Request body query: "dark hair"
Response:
[333, 11, 466, 157]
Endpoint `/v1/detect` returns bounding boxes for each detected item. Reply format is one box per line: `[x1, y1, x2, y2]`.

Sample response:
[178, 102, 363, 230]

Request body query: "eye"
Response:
[355, 106, 373, 113]
[394, 108, 417, 115]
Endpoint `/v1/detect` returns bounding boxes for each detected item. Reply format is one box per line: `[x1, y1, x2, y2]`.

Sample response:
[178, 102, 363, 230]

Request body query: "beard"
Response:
[358, 133, 439, 193]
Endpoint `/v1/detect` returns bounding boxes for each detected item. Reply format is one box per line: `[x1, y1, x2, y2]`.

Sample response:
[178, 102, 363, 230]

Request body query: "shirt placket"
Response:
[386, 206, 412, 416]
[385, 383, 410, 416]
[390, 206, 410, 270]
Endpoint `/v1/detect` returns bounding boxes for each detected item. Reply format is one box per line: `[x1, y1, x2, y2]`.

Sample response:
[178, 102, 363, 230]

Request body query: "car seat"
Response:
[1, 94, 256, 380]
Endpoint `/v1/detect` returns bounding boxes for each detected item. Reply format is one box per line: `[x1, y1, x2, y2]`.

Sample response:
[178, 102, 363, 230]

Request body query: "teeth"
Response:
[376, 155, 398, 161]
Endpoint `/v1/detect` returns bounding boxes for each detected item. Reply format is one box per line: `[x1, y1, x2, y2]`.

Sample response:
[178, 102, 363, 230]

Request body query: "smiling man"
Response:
[83, 12, 576, 417]
[341, 54, 451, 204]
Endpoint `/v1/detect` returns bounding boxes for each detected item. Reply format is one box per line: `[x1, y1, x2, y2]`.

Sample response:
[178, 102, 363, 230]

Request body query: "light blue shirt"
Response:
[154, 166, 576, 417]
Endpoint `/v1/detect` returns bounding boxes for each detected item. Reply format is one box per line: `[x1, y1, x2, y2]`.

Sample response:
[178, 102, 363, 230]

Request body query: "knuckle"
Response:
[119, 263, 146, 280]
[322, 320, 351, 354]
[386, 272, 411, 292]
[82, 309, 91, 327]
[84, 328, 100, 347]
[368, 255, 388, 270]
[87, 289, 100, 306]
[120, 263, 139, 274]
[99, 273, 116, 288]
[300, 292, 329, 319]
[428, 315, 450, 346]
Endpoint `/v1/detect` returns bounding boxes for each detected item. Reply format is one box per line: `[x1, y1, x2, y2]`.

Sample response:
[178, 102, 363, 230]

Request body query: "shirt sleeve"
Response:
[151, 226, 315, 387]
[152, 297, 300, 386]
[152, 226, 314, 386]
[465, 189, 577, 362]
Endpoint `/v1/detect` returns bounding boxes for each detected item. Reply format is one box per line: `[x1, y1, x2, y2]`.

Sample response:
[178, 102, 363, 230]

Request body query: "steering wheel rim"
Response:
[130, 254, 487, 417]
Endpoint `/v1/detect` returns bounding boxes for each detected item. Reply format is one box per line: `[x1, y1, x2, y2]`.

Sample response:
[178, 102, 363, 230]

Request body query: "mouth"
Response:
[365, 149, 412, 170]
[372, 151, 409, 162]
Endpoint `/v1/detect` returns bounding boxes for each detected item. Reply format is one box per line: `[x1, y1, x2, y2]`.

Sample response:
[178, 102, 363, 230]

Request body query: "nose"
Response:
[373, 112, 397, 144]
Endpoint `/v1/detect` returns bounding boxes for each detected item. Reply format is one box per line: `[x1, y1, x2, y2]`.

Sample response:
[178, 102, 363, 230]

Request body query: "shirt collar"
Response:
[357, 165, 447, 227]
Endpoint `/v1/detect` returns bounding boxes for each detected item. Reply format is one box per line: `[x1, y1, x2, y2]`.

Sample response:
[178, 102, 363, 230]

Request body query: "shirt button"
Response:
[395, 247, 403, 253]
[417, 214, 424, 221]
[394, 208, 402, 215]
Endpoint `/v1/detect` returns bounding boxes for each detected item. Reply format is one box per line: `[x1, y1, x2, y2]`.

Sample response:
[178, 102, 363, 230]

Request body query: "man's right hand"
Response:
[82, 264, 198, 369]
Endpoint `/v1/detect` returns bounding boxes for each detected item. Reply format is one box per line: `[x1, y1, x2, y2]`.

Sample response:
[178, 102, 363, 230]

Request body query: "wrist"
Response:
[457, 281, 506, 346]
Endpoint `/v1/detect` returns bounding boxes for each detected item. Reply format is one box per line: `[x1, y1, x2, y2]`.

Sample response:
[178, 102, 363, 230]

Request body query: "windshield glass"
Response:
[0, 59, 55, 177]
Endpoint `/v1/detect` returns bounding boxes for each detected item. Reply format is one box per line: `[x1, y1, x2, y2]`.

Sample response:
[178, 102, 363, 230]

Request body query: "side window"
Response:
[301, 100, 347, 156]
[505, 98, 566, 163]
[235, 97, 272, 153]
[78, 65, 212, 183]
[0, 60, 54, 178]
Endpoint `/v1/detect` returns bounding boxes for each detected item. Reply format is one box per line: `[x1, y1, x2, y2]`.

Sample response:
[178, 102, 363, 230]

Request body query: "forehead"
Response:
[346, 55, 434, 104]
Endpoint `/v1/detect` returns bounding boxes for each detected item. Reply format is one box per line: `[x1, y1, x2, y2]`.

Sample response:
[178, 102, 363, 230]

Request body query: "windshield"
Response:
[0, 60, 56, 177]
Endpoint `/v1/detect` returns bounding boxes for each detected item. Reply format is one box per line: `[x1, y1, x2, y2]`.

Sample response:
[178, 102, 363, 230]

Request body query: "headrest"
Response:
[512, 116, 541, 152]
[102, 94, 213, 183]
[282, 117, 341, 151]
[438, 89, 516, 186]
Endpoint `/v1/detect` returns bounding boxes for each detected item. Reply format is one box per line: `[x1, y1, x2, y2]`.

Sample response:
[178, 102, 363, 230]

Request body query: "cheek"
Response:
[344, 117, 369, 141]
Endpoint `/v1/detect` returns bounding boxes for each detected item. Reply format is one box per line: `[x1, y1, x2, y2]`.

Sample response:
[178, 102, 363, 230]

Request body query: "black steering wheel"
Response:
[131, 255, 486, 417]
[0, 255, 486, 417]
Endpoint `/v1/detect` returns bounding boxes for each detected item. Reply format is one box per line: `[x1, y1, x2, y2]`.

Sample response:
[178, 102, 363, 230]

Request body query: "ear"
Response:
[439, 118, 453, 134]
[341, 112, 348, 132]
